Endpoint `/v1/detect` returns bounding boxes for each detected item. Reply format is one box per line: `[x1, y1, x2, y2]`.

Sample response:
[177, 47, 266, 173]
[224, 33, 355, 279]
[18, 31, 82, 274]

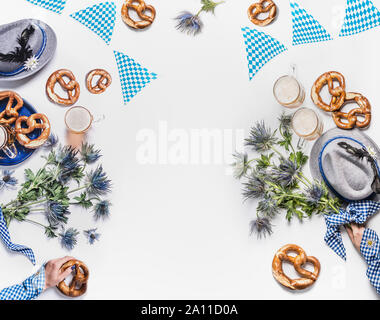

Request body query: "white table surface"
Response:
[0, 0, 379, 300]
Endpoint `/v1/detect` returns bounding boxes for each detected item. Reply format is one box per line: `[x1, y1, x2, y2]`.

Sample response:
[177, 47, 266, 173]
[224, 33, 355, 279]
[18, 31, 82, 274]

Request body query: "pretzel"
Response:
[248, 0, 277, 27]
[272, 244, 320, 290]
[86, 69, 112, 94]
[121, 0, 156, 29]
[311, 71, 346, 112]
[332, 92, 371, 130]
[14, 113, 51, 149]
[0, 91, 24, 125]
[46, 69, 80, 106]
[57, 260, 89, 297]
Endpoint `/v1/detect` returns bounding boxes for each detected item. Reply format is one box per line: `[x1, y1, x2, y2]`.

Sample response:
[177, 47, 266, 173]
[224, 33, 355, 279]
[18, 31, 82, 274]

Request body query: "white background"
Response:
[0, 0, 380, 300]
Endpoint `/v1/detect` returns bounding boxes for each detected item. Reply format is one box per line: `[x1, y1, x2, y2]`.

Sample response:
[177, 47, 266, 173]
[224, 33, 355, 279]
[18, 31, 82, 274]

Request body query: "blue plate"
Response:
[0, 97, 40, 166]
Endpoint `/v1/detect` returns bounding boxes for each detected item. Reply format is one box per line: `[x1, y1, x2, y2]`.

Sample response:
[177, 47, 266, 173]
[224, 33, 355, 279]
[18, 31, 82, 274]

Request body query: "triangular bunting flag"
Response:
[114, 51, 158, 104]
[70, 2, 116, 45]
[241, 26, 287, 80]
[26, 0, 66, 14]
[339, 0, 380, 37]
[290, 1, 333, 45]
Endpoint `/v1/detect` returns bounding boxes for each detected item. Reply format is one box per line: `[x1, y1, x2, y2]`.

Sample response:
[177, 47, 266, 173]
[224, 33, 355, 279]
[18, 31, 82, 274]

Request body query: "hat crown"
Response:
[0, 20, 43, 73]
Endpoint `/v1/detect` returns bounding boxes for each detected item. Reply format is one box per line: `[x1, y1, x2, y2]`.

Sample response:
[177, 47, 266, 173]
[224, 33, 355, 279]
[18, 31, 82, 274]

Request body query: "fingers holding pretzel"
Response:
[46, 69, 80, 106]
[86, 69, 112, 94]
[248, 0, 277, 27]
[57, 260, 89, 297]
[15, 113, 51, 149]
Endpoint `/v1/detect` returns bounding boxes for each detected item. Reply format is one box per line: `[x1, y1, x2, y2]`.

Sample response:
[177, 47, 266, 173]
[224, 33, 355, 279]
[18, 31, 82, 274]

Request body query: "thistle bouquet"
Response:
[1, 136, 111, 250]
[232, 114, 340, 238]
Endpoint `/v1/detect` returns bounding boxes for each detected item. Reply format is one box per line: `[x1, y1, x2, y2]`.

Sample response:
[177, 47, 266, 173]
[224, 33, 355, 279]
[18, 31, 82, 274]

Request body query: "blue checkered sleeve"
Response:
[0, 265, 45, 300]
[360, 228, 380, 294]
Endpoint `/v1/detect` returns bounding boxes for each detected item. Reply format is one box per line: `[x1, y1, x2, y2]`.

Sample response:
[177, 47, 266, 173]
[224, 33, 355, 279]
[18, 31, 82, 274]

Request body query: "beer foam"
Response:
[65, 107, 92, 133]
[292, 108, 318, 136]
[274, 76, 300, 105]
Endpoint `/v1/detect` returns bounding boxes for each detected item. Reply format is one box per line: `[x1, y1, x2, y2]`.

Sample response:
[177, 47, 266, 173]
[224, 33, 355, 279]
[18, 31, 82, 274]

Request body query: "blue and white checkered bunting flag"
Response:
[241, 26, 287, 80]
[26, 0, 66, 14]
[339, 0, 380, 37]
[114, 51, 157, 104]
[70, 2, 116, 45]
[290, 1, 332, 45]
[0, 208, 36, 265]
[324, 200, 380, 260]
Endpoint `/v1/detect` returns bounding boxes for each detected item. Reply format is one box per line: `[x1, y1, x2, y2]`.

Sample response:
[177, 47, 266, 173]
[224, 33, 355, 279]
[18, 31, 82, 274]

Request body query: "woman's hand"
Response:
[345, 223, 365, 252]
[44, 256, 76, 291]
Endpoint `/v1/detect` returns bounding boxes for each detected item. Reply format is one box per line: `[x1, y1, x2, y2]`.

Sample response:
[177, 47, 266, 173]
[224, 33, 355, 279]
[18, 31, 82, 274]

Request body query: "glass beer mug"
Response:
[0, 124, 18, 159]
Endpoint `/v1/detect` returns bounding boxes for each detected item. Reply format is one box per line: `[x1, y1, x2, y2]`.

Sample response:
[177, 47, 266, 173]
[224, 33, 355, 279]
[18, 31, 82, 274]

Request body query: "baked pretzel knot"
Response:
[248, 0, 277, 27]
[333, 92, 371, 130]
[46, 69, 80, 106]
[311, 71, 346, 112]
[122, 0, 156, 29]
[272, 244, 320, 290]
[86, 69, 112, 94]
[0, 91, 24, 125]
[15, 113, 51, 149]
[57, 260, 89, 297]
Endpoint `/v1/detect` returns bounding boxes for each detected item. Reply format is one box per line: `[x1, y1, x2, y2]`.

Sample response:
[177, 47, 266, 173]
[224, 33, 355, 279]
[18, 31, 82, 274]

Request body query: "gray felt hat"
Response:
[310, 128, 380, 201]
[0, 19, 57, 81]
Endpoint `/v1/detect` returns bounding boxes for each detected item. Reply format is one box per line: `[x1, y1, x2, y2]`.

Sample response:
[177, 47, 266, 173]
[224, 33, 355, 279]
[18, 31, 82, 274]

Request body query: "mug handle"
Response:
[2, 143, 18, 159]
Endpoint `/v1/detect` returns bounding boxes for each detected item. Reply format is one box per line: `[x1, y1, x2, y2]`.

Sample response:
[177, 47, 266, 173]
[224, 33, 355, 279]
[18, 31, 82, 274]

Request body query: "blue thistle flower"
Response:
[272, 159, 300, 187]
[43, 134, 59, 149]
[81, 143, 101, 164]
[175, 11, 203, 35]
[93, 200, 111, 220]
[245, 121, 278, 153]
[278, 113, 292, 132]
[0, 170, 18, 190]
[242, 171, 267, 200]
[249, 217, 273, 239]
[55, 145, 82, 183]
[84, 228, 101, 245]
[257, 197, 279, 217]
[304, 182, 325, 205]
[59, 228, 79, 250]
[46, 201, 70, 226]
[231, 152, 250, 179]
[86, 166, 111, 196]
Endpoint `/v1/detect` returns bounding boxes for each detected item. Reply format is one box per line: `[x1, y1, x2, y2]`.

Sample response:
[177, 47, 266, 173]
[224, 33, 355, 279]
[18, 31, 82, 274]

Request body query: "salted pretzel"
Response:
[0, 91, 24, 125]
[121, 0, 156, 29]
[272, 244, 320, 290]
[57, 260, 89, 297]
[46, 69, 80, 106]
[14, 113, 51, 149]
[248, 0, 277, 27]
[332, 92, 371, 130]
[86, 69, 112, 94]
[311, 71, 346, 112]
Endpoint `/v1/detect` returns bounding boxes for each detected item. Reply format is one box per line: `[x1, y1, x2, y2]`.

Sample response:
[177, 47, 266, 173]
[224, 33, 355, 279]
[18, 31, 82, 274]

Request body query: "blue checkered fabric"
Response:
[324, 200, 380, 260]
[0, 265, 45, 300]
[70, 1, 116, 45]
[241, 26, 287, 80]
[361, 228, 380, 294]
[0, 208, 36, 265]
[26, 0, 66, 14]
[339, 0, 380, 37]
[290, 1, 333, 45]
[114, 50, 158, 104]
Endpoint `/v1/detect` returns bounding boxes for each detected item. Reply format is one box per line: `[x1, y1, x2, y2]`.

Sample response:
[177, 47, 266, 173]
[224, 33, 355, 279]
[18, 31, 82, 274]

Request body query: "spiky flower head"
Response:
[81, 143, 101, 164]
[272, 159, 300, 187]
[231, 152, 250, 179]
[59, 228, 79, 251]
[86, 166, 111, 196]
[249, 217, 273, 239]
[242, 171, 267, 200]
[257, 197, 279, 217]
[304, 182, 325, 205]
[175, 12, 203, 35]
[46, 201, 70, 226]
[43, 134, 59, 149]
[55, 145, 82, 184]
[278, 112, 292, 132]
[245, 121, 277, 153]
[84, 228, 101, 245]
[93, 200, 111, 221]
[0, 170, 17, 190]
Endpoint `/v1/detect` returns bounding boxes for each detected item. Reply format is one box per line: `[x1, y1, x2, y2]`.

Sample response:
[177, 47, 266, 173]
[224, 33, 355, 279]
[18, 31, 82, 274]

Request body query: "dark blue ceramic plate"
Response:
[0, 98, 40, 166]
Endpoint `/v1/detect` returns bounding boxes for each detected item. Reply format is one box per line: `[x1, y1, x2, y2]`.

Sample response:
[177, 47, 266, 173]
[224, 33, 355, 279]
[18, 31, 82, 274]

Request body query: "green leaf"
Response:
[201, 0, 224, 13]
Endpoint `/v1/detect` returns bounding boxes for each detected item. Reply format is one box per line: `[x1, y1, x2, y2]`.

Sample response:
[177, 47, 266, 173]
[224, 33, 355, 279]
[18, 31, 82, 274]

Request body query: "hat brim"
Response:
[310, 127, 380, 201]
[0, 19, 57, 82]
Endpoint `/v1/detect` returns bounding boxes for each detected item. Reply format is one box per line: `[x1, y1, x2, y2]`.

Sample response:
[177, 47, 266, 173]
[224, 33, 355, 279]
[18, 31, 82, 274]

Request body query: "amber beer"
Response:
[0, 124, 17, 159]
[273, 75, 305, 108]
